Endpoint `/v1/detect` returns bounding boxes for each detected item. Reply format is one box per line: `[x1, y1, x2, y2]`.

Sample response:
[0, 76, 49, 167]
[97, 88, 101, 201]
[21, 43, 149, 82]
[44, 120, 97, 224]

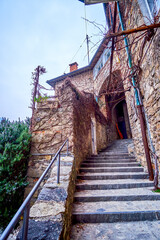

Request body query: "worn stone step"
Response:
[74, 195, 160, 202]
[98, 153, 131, 156]
[72, 200, 160, 223]
[98, 151, 133, 154]
[84, 159, 137, 163]
[98, 153, 129, 156]
[79, 167, 144, 173]
[77, 172, 148, 180]
[76, 179, 154, 190]
[73, 200, 160, 213]
[89, 155, 135, 159]
[81, 162, 140, 167]
[74, 188, 160, 202]
[70, 221, 160, 240]
[72, 210, 160, 223]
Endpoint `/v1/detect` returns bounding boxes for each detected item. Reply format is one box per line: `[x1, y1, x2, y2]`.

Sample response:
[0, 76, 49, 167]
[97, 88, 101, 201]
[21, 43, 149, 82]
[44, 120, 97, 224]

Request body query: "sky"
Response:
[0, 0, 106, 121]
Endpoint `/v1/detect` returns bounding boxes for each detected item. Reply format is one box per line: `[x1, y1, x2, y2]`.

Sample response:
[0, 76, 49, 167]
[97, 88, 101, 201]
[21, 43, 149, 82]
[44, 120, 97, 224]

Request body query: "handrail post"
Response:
[67, 139, 69, 156]
[22, 204, 30, 240]
[57, 153, 60, 184]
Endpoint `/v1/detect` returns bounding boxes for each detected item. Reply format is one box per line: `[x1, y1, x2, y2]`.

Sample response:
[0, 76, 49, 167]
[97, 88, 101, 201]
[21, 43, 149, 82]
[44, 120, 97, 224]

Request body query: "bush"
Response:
[0, 118, 31, 229]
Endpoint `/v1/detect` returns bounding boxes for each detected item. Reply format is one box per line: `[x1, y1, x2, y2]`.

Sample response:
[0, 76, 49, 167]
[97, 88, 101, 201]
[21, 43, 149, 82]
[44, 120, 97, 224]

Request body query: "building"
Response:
[26, 0, 160, 197]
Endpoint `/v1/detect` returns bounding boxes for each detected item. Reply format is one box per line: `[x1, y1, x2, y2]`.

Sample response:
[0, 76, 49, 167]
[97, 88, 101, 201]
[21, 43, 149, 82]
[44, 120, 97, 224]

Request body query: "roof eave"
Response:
[47, 29, 111, 88]
[47, 65, 91, 88]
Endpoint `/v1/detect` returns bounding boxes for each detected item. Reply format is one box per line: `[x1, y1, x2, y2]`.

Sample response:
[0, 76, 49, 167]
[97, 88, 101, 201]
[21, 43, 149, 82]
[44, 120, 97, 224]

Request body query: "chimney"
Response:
[69, 62, 78, 72]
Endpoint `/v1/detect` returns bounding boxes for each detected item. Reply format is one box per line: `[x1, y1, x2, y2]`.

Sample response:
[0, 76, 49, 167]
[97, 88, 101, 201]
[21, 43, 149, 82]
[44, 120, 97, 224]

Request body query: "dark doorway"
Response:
[115, 100, 128, 139]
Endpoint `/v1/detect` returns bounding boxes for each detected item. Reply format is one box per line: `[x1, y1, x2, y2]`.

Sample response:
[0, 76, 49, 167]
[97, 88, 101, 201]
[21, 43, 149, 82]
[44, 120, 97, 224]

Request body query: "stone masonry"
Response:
[24, 79, 115, 238]
[92, 1, 160, 179]
[24, 0, 160, 238]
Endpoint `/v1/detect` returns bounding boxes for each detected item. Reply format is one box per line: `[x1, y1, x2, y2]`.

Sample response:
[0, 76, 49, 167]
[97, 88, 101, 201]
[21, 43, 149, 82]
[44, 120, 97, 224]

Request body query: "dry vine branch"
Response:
[30, 66, 46, 132]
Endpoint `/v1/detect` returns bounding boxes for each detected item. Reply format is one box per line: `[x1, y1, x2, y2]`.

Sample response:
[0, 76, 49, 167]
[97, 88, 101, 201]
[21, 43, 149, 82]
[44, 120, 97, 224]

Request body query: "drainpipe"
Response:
[117, 2, 154, 180]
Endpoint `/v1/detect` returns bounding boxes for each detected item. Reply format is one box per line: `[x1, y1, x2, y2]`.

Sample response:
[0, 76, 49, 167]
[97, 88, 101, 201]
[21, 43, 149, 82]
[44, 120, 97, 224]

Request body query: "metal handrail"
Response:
[0, 138, 69, 240]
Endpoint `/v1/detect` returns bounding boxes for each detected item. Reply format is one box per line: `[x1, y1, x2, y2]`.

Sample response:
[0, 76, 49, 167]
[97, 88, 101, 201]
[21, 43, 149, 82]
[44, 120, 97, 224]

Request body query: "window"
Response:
[104, 49, 111, 62]
[138, 0, 160, 25]
[93, 40, 112, 80]
[93, 58, 104, 79]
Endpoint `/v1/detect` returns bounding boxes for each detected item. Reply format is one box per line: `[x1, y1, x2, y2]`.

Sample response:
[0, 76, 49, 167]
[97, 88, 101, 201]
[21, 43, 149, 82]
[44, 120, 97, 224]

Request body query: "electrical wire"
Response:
[63, 38, 86, 74]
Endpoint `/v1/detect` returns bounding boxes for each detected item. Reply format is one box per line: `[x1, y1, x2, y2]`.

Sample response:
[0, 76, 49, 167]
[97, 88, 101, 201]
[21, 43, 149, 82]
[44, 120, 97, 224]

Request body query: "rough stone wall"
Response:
[25, 85, 74, 200]
[54, 70, 94, 96]
[98, 95, 107, 118]
[123, 0, 160, 174]
[72, 93, 92, 167]
[93, 0, 160, 178]
[96, 121, 107, 151]
[31, 88, 74, 154]
[25, 80, 112, 239]
[72, 86, 110, 169]
[18, 156, 75, 240]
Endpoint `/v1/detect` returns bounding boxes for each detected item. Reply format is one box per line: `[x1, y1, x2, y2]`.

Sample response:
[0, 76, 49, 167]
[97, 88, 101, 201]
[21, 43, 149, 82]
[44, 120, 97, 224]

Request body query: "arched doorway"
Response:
[97, 69, 132, 140]
[113, 99, 132, 139]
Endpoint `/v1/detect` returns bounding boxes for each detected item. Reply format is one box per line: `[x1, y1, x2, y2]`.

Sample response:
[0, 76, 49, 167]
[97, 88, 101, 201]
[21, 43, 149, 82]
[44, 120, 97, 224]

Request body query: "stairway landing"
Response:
[70, 139, 160, 240]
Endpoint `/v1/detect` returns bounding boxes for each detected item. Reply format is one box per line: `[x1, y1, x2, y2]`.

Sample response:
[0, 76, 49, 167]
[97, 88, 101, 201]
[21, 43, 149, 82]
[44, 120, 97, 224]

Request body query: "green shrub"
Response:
[0, 118, 31, 229]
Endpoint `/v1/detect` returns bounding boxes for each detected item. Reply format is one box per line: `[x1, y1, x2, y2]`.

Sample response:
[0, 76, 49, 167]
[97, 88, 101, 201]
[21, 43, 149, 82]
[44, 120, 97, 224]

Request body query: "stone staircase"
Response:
[71, 140, 160, 240]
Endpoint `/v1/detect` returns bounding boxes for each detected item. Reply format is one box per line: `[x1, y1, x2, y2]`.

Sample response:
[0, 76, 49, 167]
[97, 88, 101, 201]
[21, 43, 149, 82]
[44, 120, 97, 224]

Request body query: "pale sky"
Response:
[0, 0, 106, 121]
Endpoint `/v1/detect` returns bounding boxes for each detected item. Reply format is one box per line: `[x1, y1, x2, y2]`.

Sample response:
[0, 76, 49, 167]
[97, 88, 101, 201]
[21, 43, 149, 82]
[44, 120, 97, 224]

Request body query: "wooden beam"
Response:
[105, 23, 160, 39]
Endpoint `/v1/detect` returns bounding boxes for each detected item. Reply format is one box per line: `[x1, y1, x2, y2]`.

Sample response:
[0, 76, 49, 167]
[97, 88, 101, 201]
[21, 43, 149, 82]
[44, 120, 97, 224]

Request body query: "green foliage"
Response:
[0, 118, 31, 229]
[34, 95, 49, 103]
[153, 189, 160, 193]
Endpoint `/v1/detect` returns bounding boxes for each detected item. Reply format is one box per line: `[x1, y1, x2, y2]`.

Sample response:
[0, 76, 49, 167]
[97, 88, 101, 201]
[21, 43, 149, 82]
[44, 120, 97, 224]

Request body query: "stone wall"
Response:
[72, 83, 110, 168]
[122, 0, 160, 176]
[93, 0, 160, 180]
[18, 155, 75, 240]
[25, 84, 74, 200]
[25, 80, 112, 239]
[96, 121, 107, 151]
[54, 70, 94, 96]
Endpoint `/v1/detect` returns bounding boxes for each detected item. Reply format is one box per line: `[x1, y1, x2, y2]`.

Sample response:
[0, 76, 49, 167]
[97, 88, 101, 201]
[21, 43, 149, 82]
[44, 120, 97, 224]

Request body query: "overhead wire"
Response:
[63, 3, 90, 73]
[63, 37, 86, 74]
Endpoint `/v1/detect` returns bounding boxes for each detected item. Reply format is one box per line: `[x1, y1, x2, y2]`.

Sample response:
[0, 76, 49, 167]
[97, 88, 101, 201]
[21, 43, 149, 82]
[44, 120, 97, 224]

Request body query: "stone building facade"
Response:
[26, 0, 160, 199]
[23, 1, 160, 238]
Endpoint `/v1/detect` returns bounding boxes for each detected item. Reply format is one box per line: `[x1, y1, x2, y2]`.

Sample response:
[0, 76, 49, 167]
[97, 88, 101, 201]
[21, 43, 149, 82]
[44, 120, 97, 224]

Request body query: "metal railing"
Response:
[0, 139, 69, 240]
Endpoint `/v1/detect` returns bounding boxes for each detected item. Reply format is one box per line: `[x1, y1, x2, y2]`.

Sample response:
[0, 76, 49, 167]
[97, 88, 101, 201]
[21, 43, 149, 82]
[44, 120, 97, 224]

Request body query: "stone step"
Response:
[74, 188, 160, 202]
[77, 172, 148, 180]
[102, 152, 129, 154]
[98, 153, 129, 156]
[74, 194, 160, 202]
[72, 200, 160, 223]
[98, 153, 131, 156]
[84, 159, 137, 163]
[79, 167, 144, 173]
[89, 155, 135, 159]
[81, 162, 140, 167]
[70, 221, 160, 240]
[76, 179, 154, 190]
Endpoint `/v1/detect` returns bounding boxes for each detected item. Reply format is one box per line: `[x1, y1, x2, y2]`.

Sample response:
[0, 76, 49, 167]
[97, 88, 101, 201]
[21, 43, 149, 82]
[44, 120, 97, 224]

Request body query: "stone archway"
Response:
[96, 69, 132, 140]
